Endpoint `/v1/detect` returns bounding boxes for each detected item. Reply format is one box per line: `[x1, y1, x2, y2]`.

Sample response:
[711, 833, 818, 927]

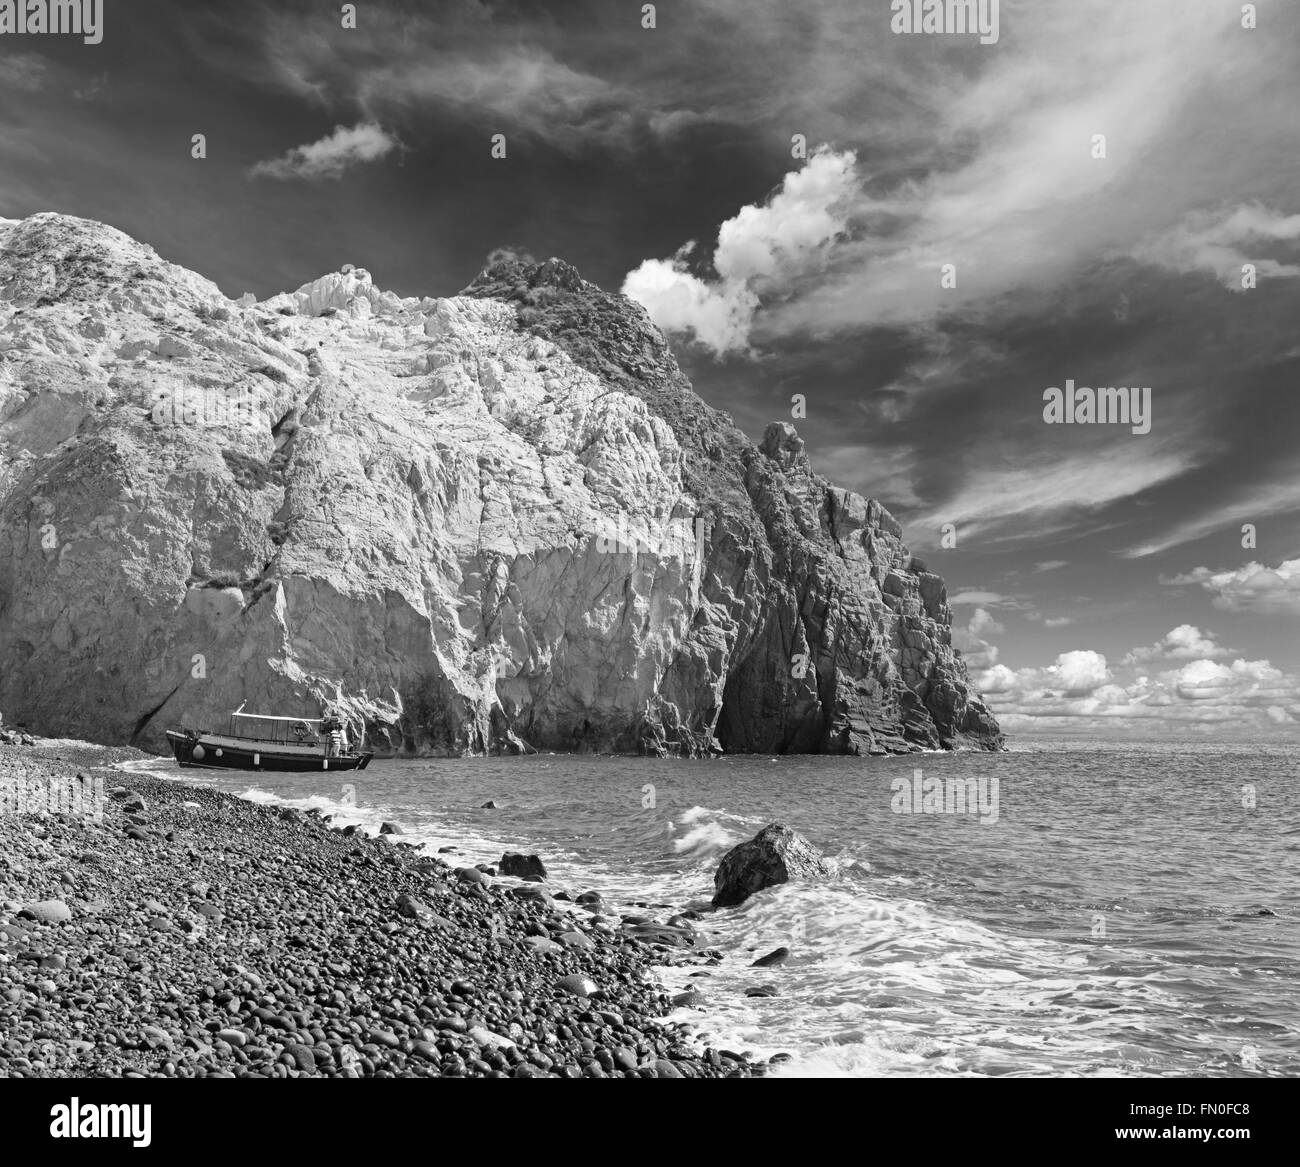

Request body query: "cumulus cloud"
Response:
[978, 637, 1300, 738]
[968, 608, 1006, 638]
[1122, 624, 1235, 666]
[1131, 203, 1300, 289]
[621, 149, 858, 356]
[250, 122, 399, 181]
[952, 606, 1004, 670]
[1163, 559, 1300, 615]
[1049, 651, 1113, 696]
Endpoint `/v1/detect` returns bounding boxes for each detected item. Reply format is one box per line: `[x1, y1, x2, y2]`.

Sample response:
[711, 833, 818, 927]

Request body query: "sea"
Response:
[126, 738, 1300, 1078]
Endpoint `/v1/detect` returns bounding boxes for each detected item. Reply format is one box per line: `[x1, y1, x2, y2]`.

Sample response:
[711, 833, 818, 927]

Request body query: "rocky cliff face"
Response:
[0, 214, 1003, 757]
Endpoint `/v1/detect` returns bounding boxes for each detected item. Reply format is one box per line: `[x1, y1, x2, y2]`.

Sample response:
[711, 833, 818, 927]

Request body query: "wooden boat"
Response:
[165, 708, 373, 772]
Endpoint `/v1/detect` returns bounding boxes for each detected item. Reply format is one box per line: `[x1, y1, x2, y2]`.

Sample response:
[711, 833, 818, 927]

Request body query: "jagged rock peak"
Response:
[760, 421, 809, 473]
[459, 249, 592, 300]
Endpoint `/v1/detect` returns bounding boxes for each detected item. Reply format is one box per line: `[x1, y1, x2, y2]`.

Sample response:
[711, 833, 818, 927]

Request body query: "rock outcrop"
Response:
[0, 214, 1002, 757]
[712, 824, 831, 908]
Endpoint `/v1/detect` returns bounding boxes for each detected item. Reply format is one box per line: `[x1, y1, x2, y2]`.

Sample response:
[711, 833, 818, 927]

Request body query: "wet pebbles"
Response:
[0, 750, 770, 1079]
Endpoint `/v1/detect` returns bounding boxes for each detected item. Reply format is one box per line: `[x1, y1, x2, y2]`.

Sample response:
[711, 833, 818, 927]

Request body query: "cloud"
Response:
[908, 445, 1198, 545]
[1122, 624, 1235, 666]
[73, 72, 109, 102]
[622, 149, 858, 356]
[1043, 616, 1074, 628]
[952, 606, 1004, 670]
[0, 53, 47, 91]
[1050, 651, 1112, 696]
[968, 608, 1005, 638]
[1118, 478, 1300, 558]
[250, 122, 399, 181]
[979, 637, 1300, 738]
[1131, 203, 1300, 289]
[1163, 559, 1300, 615]
[1035, 561, 1068, 573]
[620, 242, 757, 356]
[948, 591, 1014, 607]
[753, 0, 1279, 342]
[356, 46, 635, 150]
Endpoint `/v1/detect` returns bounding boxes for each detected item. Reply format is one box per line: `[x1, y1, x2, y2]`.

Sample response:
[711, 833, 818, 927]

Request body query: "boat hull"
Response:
[166, 730, 372, 772]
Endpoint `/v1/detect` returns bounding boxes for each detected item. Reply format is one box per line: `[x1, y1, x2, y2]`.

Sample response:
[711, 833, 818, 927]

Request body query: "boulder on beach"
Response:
[19, 899, 72, 923]
[711, 824, 831, 908]
[499, 853, 547, 882]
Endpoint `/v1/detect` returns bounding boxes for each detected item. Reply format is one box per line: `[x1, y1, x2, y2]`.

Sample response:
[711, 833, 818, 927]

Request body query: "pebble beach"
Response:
[0, 743, 769, 1079]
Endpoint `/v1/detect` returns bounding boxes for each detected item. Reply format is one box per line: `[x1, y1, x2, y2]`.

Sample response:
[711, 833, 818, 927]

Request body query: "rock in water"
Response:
[0, 215, 1002, 758]
[751, 946, 790, 968]
[498, 853, 547, 882]
[712, 824, 830, 908]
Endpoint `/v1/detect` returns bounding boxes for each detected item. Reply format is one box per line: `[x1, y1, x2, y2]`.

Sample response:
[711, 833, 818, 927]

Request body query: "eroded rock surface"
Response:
[0, 215, 1002, 757]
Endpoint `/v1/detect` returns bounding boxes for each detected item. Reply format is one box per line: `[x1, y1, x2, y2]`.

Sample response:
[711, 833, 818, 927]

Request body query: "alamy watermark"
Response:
[595, 513, 705, 563]
[1043, 381, 1151, 434]
[891, 767, 999, 825]
[150, 389, 259, 428]
[50, 1099, 151, 1147]
[890, 0, 999, 45]
[0, 0, 103, 44]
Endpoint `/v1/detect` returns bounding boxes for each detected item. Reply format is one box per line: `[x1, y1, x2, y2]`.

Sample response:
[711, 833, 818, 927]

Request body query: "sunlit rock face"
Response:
[0, 215, 1002, 757]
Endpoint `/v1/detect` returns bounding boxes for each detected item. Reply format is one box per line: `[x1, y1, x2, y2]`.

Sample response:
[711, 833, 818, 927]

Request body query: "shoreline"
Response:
[0, 741, 773, 1078]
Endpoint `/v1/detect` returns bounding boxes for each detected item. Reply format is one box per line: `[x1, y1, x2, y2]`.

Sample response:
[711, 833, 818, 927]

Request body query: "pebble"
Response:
[141, 1025, 172, 1048]
[0, 763, 755, 1082]
[557, 975, 598, 998]
[281, 1042, 316, 1071]
[19, 899, 72, 924]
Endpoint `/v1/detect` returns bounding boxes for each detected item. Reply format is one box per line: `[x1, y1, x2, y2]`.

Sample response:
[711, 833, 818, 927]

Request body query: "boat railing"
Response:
[223, 713, 324, 746]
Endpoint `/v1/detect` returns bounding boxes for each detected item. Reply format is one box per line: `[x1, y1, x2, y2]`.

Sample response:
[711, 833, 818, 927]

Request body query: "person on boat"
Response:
[321, 713, 347, 757]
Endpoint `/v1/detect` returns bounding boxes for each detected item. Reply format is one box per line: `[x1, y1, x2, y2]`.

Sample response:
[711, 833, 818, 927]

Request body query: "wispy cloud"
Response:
[250, 122, 399, 181]
[0, 53, 47, 92]
[907, 445, 1198, 545]
[1131, 203, 1300, 289]
[1119, 476, 1300, 558]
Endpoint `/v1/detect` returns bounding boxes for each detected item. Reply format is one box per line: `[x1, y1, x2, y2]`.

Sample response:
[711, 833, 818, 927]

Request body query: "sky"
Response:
[2, 0, 1298, 741]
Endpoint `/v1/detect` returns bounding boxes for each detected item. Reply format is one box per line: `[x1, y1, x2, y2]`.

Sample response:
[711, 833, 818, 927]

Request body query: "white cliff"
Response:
[0, 215, 1002, 756]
